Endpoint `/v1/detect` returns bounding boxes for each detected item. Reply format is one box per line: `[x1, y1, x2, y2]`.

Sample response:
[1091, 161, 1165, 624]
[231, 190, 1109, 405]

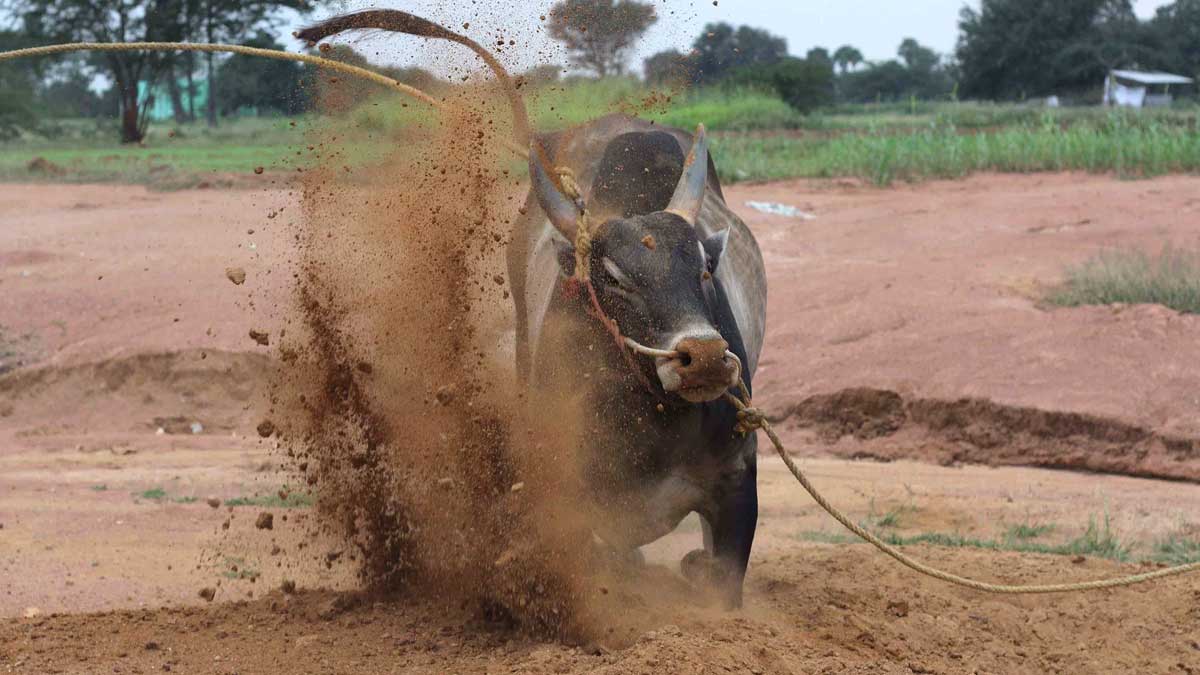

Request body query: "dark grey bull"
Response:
[299, 10, 767, 607]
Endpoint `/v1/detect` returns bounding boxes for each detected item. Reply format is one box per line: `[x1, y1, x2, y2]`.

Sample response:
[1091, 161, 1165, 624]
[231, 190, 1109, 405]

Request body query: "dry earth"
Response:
[2, 173, 1200, 673]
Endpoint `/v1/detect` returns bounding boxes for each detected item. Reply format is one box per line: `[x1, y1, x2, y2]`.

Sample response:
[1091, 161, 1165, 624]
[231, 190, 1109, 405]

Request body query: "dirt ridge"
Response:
[774, 387, 1200, 482]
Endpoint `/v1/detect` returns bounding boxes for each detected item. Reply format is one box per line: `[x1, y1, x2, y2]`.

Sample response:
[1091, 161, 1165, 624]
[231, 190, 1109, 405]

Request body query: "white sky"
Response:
[284, 0, 1176, 76]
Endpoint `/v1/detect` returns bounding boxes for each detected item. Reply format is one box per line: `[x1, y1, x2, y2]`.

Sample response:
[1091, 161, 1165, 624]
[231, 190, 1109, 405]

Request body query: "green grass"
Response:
[135, 487, 168, 501]
[219, 556, 260, 581]
[91, 484, 108, 492]
[224, 491, 313, 509]
[801, 515, 1134, 562]
[2, 79, 1197, 189]
[1046, 246, 1200, 315]
[1005, 523, 1056, 541]
[1152, 535, 1200, 565]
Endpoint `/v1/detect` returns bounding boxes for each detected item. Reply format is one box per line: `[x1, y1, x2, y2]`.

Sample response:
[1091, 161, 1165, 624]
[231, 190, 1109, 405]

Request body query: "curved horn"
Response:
[665, 124, 708, 226]
[529, 142, 581, 242]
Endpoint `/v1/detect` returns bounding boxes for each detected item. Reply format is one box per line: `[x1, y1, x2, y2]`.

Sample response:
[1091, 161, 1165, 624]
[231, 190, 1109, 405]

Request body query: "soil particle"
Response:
[224, 267, 246, 285]
[255, 512, 274, 530]
[256, 420, 275, 438]
[197, 588, 215, 602]
[280, 580, 296, 595]
[249, 329, 270, 347]
[206, 497, 221, 509]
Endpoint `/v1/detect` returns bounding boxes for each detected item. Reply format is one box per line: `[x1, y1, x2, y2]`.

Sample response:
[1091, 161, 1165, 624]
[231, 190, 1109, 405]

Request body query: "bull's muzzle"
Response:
[655, 336, 739, 403]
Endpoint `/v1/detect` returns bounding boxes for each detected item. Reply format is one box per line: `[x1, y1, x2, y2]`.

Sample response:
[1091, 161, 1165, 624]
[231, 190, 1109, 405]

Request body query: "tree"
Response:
[11, 0, 314, 140]
[1150, 0, 1200, 77]
[898, 38, 939, 74]
[725, 56, 833, 113]
[691, 23, 788, 84]
[956, 0, 1125, 100]
[546, 0, 656, 77]
[13, 0, 187, 143]
[833, 45, 863, 74]
[643, 48, 693, 85]
[216, 31, 308, 116]
[0, 31, 42, 139]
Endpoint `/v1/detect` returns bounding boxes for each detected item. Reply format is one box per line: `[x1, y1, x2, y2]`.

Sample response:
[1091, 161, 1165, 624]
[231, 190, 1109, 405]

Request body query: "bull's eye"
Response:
[601, 257, 636, 292]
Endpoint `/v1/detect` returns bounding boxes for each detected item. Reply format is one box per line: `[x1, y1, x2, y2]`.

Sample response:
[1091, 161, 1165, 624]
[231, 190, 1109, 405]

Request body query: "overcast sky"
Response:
[289, 0, 1176, 76]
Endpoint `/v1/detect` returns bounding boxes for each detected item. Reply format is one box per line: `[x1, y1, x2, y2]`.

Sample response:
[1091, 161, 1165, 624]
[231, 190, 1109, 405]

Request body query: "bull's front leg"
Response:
[684, 436, 759, 608]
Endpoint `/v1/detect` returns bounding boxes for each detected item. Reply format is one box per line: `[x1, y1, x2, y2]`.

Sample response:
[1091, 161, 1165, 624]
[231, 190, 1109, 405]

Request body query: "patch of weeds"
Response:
[1152, 535, 1200, 565]
[863, 498, 916, 529]
[1004, 522, 1056, 541]
[173, 496, 198, 504]
[91, 484, 108, 492]
[1046, 245, 1200, 315]
[135, 487, 168, 501]
[224, 490, 313, 509]
[799, 514, 1133, 562]
[219, 556, 260, 581]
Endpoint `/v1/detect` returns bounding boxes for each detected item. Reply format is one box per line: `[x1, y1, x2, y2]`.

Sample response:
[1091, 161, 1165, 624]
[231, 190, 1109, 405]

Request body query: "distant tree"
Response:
[216, 32, 308, 116]
[643, 48, 694, 85]
[805, 47, 833, 71]
[520, 63, 564, 86]
[726, 56, 833, 113]
[13, 0, 186, 142]
[833, 45, 864, 74]
[40, 68, 105, 117]
[956, 0, 1132, 100]
[0, 31, 41, 139]
[1150, 0, 1200, 77]
[898, 38, 939, 74]
[839, 39, 955, 103]
[11, 0, 314, 141]
[691, 22, 788, 84]
[546, 0, 657, 77]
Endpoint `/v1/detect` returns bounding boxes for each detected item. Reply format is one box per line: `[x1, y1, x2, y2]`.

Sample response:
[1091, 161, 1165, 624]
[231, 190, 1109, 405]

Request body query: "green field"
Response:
[2, 78, 1198, 188]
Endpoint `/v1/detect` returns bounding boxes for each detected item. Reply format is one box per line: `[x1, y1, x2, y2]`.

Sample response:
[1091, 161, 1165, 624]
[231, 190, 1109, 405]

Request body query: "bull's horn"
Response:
[665, 124, 708, 226]
[529, 142, 581, 242]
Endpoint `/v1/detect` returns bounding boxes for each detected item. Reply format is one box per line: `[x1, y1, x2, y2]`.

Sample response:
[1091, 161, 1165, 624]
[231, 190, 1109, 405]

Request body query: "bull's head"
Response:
[531, 126, 739, 404]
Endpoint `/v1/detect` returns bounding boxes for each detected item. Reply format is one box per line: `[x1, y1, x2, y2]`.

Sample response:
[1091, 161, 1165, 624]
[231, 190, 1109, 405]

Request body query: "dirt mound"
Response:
[0, 349, 270, 438]
[25, 156, 65, 176]
[777, 387, 1200, 482]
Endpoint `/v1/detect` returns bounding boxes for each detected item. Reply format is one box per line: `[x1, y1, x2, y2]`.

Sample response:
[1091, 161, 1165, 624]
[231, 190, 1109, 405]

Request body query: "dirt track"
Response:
[3, 174, 1200, 673]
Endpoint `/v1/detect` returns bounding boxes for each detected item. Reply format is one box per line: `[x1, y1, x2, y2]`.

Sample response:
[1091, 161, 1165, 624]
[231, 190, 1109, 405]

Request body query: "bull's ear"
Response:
[703, 229, 729, 273]
[554, 238, 576, 277]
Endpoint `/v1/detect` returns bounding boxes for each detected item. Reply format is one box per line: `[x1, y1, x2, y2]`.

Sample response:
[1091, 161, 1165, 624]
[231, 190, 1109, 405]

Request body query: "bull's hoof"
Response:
[680, 549, 723, 585]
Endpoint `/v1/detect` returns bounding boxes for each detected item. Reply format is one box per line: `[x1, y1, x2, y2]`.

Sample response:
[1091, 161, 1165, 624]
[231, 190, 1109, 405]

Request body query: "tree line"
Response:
[0, 0, 315, 142]
[2, 0, 1198, 143]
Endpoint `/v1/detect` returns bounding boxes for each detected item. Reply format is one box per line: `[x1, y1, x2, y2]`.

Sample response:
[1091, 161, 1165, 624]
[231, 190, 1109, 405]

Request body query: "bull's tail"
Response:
[295, 9, 531, 147]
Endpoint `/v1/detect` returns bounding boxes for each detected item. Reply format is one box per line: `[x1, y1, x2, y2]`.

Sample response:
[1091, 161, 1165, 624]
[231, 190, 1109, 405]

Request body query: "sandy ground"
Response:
[3, 173, 1200, 673]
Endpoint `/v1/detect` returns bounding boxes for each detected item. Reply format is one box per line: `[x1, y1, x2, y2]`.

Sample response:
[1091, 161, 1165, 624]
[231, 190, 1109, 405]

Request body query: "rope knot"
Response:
[735, 405, 767, 436]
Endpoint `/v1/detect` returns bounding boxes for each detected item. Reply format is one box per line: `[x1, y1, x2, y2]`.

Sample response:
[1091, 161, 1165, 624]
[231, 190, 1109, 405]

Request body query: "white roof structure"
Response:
[1111, 70, 1194, 85]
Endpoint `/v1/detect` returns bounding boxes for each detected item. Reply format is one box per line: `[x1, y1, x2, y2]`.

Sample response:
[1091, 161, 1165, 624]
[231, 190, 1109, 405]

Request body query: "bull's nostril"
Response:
[678, 353, 692, 367]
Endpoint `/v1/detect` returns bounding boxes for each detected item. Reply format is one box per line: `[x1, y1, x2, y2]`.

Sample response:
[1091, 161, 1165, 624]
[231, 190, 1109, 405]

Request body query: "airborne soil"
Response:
[2, 173, 1200, 673]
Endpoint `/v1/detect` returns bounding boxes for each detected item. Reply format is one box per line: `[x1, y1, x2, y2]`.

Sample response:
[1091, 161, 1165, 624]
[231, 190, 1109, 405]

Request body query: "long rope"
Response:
[720, 383, 1200, 593]
[0, 41, 530, 159]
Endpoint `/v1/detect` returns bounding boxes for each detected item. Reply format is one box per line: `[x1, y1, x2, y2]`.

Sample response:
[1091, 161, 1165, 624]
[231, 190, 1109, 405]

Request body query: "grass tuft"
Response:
[224, 491, 313, 509]
[801, 514, 1132, 562]
[1046, 246, 1200, 315]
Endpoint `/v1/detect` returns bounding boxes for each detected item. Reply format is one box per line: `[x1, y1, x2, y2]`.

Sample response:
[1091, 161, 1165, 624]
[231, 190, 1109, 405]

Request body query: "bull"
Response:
[298, 10, 768, 608]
